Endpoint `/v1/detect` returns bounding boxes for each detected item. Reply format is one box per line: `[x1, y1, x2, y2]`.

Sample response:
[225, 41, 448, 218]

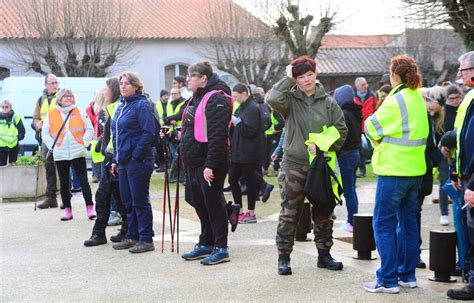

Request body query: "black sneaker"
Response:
[447, 286, 474, 300]
[416, 259, 426, 269]
[84, 234, 107, 247]
[129, 241, 155, 253]
[278, 255, 292, 275]
[112, 239, 137, 250]
[110, 230, 126, 243]
[71, 187, 82, 193]
[227, 202, 240, 232]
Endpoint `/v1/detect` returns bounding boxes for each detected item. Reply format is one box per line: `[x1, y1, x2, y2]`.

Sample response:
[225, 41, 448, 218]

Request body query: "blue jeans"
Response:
[373, 176, 422, 287]
[71, 167, 81, 189]
[118, 158, 154, 243]
[337, 150, 360, 225]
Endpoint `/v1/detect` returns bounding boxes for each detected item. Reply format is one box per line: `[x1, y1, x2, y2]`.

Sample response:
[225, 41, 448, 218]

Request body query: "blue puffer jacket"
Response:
[112, 93, 156, 164]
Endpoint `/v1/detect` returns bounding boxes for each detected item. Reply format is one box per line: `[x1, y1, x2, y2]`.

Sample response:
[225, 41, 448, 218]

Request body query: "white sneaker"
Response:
[341, 222, 353, 233]
[440, 215, 450, 226]
[363, 281, 400, 294]
[398, 280, 417, 288]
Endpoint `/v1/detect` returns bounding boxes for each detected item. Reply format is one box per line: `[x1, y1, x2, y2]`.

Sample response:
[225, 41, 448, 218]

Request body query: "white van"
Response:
[0, 76, 108, 152]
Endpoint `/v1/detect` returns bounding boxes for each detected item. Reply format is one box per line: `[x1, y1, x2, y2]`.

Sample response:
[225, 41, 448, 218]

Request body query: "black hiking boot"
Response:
[317, 249, 343, 271]
[278, 254, 292, 275]
[84, 234, 107, 247]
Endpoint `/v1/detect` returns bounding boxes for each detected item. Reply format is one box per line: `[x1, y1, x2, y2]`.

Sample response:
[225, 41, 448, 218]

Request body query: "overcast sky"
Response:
[235, 0, 406, 35]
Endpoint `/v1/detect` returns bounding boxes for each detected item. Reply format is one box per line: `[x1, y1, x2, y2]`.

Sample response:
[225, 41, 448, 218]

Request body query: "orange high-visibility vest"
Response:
[48, 107, 85, 147]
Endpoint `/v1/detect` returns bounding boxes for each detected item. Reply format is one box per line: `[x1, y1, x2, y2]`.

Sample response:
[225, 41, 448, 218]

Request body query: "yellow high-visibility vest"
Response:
[0, 115, 22, 148]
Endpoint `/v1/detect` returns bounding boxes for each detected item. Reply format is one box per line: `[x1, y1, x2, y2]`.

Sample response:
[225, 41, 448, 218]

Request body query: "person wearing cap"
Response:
[155, 89, 169, 125]
[0, 99, 25, 166]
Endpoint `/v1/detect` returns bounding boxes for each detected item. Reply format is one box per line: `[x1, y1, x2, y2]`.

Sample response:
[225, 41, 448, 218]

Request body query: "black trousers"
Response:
[229, 162, 258, 211]
[0, 145, 19, 166]
[186, 162, 229, 248]
[42, 143, 57, 199]
[56, 157, 93, 209]
[92, 162, 127, 236]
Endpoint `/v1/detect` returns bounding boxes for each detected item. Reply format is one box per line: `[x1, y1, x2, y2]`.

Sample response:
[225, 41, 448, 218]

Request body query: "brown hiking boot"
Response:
[37, 197, 58, 209]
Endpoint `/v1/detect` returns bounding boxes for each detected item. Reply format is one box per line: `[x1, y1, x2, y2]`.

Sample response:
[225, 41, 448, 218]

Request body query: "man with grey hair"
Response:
[33, 74, 59, 209]
[445, 51, 474, 300]
[353, 77, 377, 178]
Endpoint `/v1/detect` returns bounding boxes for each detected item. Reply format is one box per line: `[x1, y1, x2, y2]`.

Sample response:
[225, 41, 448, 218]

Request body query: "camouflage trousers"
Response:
[276, 159, 334, 255]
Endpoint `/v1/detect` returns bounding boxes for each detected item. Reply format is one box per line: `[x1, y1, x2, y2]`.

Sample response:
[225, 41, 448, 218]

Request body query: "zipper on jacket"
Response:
[115, 102, 127, 163]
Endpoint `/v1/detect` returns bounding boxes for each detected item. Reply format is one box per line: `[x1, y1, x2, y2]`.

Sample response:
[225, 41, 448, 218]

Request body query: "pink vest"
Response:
[182, 90, 234, 143]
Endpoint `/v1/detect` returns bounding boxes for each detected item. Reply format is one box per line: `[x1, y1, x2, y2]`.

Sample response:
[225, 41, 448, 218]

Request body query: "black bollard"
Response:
[429, 230, 457, 283]
[352, 213, 376, 260]
[295, 202, 312, 241]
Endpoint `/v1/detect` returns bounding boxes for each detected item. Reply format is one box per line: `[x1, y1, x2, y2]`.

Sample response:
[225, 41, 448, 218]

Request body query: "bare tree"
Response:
[201, 0, 335, 89]
[8, 0, 136, 77]
[403, 0, 474, 50]
[274, 3, 335, 57]
[201, 0, 289, 90]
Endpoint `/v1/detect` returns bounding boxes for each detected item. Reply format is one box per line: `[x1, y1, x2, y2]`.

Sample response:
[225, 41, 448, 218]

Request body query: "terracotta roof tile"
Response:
[0, 0, 256, 40]
[321, 34, 400, 48]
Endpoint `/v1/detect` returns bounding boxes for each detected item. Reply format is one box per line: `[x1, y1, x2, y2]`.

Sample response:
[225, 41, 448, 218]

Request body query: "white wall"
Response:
[0, 39, 213, 101]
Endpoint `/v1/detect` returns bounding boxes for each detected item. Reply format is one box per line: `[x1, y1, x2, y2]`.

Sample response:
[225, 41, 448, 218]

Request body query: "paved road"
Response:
[0, 183, 466, 302]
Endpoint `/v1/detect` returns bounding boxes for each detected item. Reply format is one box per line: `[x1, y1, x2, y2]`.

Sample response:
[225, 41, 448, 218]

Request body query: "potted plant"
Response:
[0, 155, 46, 202]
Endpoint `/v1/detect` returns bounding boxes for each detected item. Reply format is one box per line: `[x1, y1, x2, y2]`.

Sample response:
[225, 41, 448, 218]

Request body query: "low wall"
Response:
[0, 164, 46, 202]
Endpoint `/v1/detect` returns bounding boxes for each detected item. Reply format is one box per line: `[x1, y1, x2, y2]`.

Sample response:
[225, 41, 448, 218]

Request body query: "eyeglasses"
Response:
[47, 81, 59, 85]
[186, 73, 201, 81]
[1, 106, 10, 108]
[458, 67, 474, 73]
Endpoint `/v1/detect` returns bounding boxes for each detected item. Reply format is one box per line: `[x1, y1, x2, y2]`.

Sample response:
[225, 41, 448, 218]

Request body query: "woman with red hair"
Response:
[267, 55, 348, 275]
[363, 55, 429, 293]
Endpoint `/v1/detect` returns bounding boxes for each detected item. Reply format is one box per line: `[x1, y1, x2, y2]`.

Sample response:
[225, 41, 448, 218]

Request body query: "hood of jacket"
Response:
[335, 85, 362, 111]
[194, 73, 231, 99]
[120, 92, 145, 104]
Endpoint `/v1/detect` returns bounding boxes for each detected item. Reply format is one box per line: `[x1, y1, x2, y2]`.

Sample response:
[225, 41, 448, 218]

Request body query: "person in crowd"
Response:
[262, 102, 285, 177]
[267, 55, 348, 275]
[86, 89, 106, 183]
[334, 85, 363, 233]
[155, 89, 169, 125]
[84, 77, 128, 247]
[445, 51, 474, 300]
[441, 84, 469, 276]
[172, 75, 192, 100]
[229, 83, 264, 224]
[41, 88, 95, 221]
[110, 72, 157, 254]
[415, 86, 445, 269]
[376, 85, 392, 109]
[180, 61, 233, 265]
[376, 73, 391, 100]
[0, 100, 25, 166]
[163, 87, 187, 183]
[33, 74, 60, 209]
[354, 77, 378, 178]
[363, 55, 429, 294]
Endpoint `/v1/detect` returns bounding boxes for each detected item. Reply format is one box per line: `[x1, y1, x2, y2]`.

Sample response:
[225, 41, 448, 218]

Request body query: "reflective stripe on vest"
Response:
[455, 89, 474, 177]
[40, 94, 57, 121]
[0, 115, 21, 148]
[48, 107, 85, 147]
[371, 93, 427, 147]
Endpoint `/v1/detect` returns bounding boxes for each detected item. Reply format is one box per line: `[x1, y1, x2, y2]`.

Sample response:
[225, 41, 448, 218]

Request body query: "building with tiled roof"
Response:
[0, 0, 255, 99]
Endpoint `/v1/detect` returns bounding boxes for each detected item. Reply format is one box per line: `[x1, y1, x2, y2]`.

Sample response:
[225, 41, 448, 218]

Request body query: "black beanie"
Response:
[160, 89, 169, 98]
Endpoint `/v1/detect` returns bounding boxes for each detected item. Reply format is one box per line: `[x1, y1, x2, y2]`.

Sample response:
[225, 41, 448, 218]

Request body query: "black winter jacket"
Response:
[180, 74, 232, 169]
[231, 98, 263, 164]
[338, 103, 362, 152]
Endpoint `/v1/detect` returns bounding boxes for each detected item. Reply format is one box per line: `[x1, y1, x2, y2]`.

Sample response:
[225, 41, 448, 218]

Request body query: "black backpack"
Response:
[257, 102, 272, 132]
[304, 147, 343, 216]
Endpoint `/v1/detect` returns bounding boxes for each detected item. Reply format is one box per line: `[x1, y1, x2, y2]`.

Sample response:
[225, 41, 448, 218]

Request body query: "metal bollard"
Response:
[352, 213, 376, 260]
[429, 230, 457, 282]
[295, 202, 312, 241]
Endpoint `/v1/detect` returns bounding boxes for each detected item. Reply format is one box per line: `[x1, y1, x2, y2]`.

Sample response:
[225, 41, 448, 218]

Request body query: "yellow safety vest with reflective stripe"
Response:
[0, 115, 21, 148]
[89, 139, 105, 163]
[233, 101, 240, 114]
[265, 113, 279, 136]
[305, 125, 343, 201]
[167, 99, 185, 126]
[106, 101, 120, 153]
[39, 94, 57, 121]
[365, 84, 429, 176]
[155, 100, 168, 125]
[454, 88, 474, 178]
